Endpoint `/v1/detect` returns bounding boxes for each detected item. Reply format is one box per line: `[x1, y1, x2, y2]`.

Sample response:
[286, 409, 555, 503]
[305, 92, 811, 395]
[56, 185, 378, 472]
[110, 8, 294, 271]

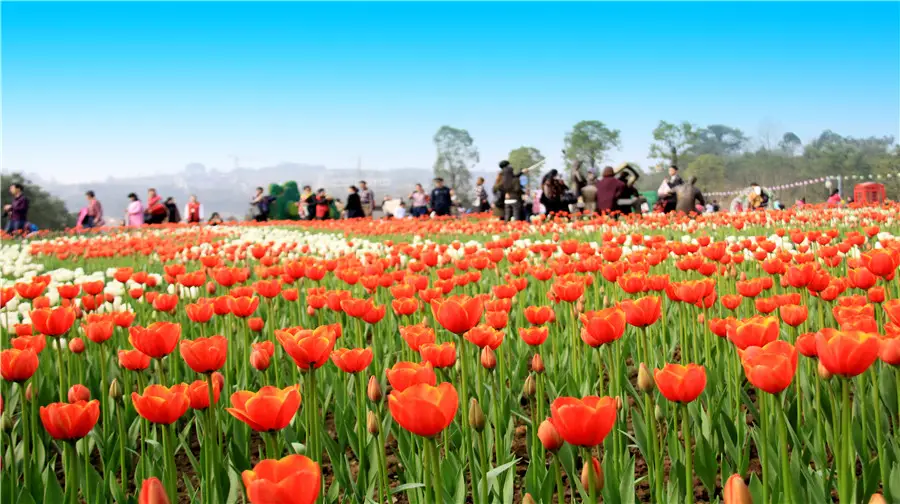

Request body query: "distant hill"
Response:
[26, 163, 500, 220]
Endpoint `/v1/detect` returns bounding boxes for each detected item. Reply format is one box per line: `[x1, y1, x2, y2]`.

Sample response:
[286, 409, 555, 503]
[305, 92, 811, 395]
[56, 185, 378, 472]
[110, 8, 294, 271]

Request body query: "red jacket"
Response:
[594, 177, 625, 212]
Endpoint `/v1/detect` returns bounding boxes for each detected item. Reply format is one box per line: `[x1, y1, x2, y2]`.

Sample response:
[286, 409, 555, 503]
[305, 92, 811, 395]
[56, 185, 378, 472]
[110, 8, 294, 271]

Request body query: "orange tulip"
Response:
[860, 248, 899, 277]
[228, 296, 260, 318]
[12, 334, 46, 354]
[580, 307, 626, 347]
[796, 332, 818, 358]
[185, 301, 215, 323]
[187, 373, 224, 410]
[242, 454, 321, 504]
[391, 298, 419, 316]
[524, 305, 554, 326]
[226, 386, 302, 432]
[30, 307, 76, 336]
[180, 336, 228, 374]
[537, 419, 563, 451]
[739, 340, 798, 394]
[778, 305, 808, 327]
[815, 329, 880, 378]
[132, 384, 190, 425]
[1, 348, 39, 383]
[518, 327, 549, 347]
[118, 349, 152, 371]
[726, 316, 779, 350]
[723, 474, 752, 504]
[654, 363, 707, 403]
[330, 347, 374, 373]
[385, 361, 436, 392]
[431, 295, 484, 335]
[388, 382, 458, 437]
[879, 335, 900, 366]
[138, 477, 170, 504]
[399, 324, 435, 352]
[152, 293, 179, 313]
[418, 342, 457, 369]
[549, 396, 617, 447]
[620, 296, 662, 328]
[884, 299, 900, 326]
[721, 294, 743, 311]
[464, 324, 504, 350]
[40, 400, 100, 440]
[277, 326, 337, 370]
[83, 320, 114, 344]
[129, 322, 181, 359]
[551, 280, 584, 303]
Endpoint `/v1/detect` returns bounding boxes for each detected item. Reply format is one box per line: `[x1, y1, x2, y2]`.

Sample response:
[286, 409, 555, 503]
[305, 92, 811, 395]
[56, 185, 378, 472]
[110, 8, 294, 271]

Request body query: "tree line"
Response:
[433, 121, 899, 205]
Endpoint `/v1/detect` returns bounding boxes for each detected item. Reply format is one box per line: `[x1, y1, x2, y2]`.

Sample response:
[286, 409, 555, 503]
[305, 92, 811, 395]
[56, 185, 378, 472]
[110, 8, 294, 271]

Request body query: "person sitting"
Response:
[615, 172, 643, 215]
[80, 190, 104, 229]
[827, 189, 842, 206]
[145, 188, 168, 224]
[580, 171, 598, 215]
[394, 201, 408, 219]
[208, 212, 224, 226]
[184, 195, 203, 224]
[165, 197, 181, 223]
[748, 183, 770, 209]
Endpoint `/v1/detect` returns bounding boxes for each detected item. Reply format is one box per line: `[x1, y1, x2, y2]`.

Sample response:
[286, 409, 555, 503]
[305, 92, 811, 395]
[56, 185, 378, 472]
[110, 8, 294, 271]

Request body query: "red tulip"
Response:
[620, 296, 662, 328]
[132, 384, 190, 424]
[518, 327, 549, 347]
[138, 477, 170, 504]
[180, 336, 228, 374]
[30, 307, 76, 336]
[549, 396, 617, 447]
[1, 348, 39, 382]
[187, 373, 224, 410]
[399, 324, 435, 352]
[739, 340, 798, 394]
[388, 382, 458, 437]
[68, 384, 91, 403]
[242, 454, 321, 504]
[129, 322, 181, 359]
[118, 349, 152, 371]
[40, 400, 100, 440]
[815, 329, 880, 378]
[226, 386, 302, 432]
[726, 316, 779, 350]
[418, 342, 457, 369]
[330, 347, 374, 373]
[431, 295, 484, 335]
[580, 307, 626, 347]
[654, 363, 707, 403]
[385, 361, 436, 392]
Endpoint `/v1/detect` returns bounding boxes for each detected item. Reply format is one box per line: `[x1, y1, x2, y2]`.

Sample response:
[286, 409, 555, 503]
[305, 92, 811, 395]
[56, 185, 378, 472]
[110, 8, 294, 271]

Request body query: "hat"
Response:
[434, 177, 444, 182]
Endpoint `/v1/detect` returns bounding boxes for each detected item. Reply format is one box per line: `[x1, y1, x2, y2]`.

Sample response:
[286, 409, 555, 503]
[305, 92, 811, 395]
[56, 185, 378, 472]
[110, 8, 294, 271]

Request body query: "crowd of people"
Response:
[1, 164, 875, 237]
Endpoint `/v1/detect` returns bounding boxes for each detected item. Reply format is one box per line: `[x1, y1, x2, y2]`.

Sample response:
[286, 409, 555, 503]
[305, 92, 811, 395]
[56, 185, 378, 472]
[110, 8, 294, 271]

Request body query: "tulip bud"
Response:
[869, 494, 887, 504]
[537, 419, 563, 452]
[817, 361, 832, 381]
[523, 374, 536, 398]
[68, 384, 91, 403]
[531, 353, 544, 374]
[307, 306, 316, 316]
[0, 414, 12, 432]
[655, 404, 664, 422]
[580, 456, 604, 495]
[367, 376, 383, 402]
[420, 316, 428, 326]
[697, 313, 705, 324]
[637, 363, 654, 393]
[250, 349, 271, 371]
[602, 296, 609, 308]
[480, 347, 497, 371]
[615, 396, 623, 411]
[367, 410, 380, 435]
[25, 383, 33, 402]
[469, 398, 486, 432]
[139, 477, 171, 504]
[522, 494, 537, 504]
[68, 337, 85, 354]
[723, 474, 752, 504]
[109, 378, 123, 400]
[576, 299, 585, 313]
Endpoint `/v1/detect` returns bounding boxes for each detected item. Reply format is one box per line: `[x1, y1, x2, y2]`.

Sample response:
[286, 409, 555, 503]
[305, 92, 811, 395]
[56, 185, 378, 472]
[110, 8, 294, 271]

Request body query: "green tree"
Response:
[507, 146, 544, 189]
[563, 120, 621, 172]
[685, 154, 727, 189]
[1, 172, 76, 231]
[778, 132, 802, 155]
[433, 125, 478, 206]
[689, 124, 747, 156]
[648, 120, 697, 170]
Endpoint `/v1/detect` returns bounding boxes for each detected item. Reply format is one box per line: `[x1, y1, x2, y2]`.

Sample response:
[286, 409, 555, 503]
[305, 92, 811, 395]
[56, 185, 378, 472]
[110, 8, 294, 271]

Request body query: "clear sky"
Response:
[2, 1, 898, 183]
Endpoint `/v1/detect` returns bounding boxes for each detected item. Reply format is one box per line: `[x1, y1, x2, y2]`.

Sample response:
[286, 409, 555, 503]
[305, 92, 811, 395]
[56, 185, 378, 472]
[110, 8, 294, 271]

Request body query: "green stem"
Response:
[682, 404, 692, 504]
[20, 382, 32, 492]
[82, 437, 92, 504]
[492, 372, 504, 465]
[55, 338, 67, 402]
[67, 442, 80, 504]
[644, 393, 660, 503]
[478, 429, 489, 504]
[839, 378, 852, 504]
[422, 436, 433, 504]
[458, 340, 475, 500]
[206, 373, 218, 504]
[429, 437, 443, 503]
[872, 368, 889, 502]
[162, 423, 177, 502]
[355, 373, 367, 490]
[759, 390, 769, 504]
[584, 447, 597, 504]
[116, 402, 128, 498]
[775, 395, 793, 504]
[553, 457, 564, 504]
[376, 418, 389, 504]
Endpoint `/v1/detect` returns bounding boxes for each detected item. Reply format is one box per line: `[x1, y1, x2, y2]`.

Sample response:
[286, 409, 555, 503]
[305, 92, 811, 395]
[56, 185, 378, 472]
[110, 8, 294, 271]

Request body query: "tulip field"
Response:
[2, 206, 900, 504]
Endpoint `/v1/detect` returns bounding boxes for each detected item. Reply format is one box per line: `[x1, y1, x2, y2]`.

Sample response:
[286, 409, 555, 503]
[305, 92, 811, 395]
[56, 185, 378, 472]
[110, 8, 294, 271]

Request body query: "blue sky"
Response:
[3, 1, 898, 183]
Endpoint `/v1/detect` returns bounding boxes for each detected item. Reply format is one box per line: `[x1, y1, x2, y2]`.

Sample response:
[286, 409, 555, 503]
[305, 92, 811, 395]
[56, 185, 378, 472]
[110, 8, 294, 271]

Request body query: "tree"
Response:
[563, 120, 621, 172]
[779, 132, 802, 155]
[685, 154, 727, 189]
[689, 125, 747, 156]
[433, 126, 478, 206]
[1, 172, 76, 231]
[648, 120, 697, 170]
[507, 146, 545, 189]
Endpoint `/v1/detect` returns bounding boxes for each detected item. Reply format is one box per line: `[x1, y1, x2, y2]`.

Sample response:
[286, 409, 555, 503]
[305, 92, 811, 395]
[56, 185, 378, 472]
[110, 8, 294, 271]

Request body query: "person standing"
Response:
[126, 193, 145, 227]
[594, 166, 626, 213]
[660, 165, 684, 212]
[345, 186, 364, 218]
[540, 169, 567, 216]
[430, 178, 452, 216]
[581, 171, 598, 215]
[145, 188, 168, 224]
[3, 183, 29, 235]
[500, 160, 523, 221]
[473, 177, 490, 213]
[82, 190, 104, 228]
[359, 180, 375, 218]
[184, 195, 203, 224]
[165, 197, 181, 223]
[827, 189, 842, 206]
[409, 184, 429, 218]
[675, 176, 706, 214]
[251, 187, 270, 222]
[301, 186, 316, 220]
[315, 189, 332, 220]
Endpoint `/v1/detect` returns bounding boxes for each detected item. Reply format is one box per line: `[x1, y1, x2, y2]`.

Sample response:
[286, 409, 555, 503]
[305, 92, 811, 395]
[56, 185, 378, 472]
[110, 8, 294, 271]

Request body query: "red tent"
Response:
[853, 182, 886, 204]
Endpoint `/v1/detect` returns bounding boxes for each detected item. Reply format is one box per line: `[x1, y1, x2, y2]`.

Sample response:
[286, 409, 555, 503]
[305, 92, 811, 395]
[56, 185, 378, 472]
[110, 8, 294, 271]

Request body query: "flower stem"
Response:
[429, 437, 443, 503]
[759, 392, 769, 504]
[478, 428, 489, 504]
[839, 378, 852, 504]
[682, 404, 692, 504]
[20, 382, 32, 491]
[355, 373, 367, 490]
[553, 457, 564, 504]
[774, 395, 793, 504]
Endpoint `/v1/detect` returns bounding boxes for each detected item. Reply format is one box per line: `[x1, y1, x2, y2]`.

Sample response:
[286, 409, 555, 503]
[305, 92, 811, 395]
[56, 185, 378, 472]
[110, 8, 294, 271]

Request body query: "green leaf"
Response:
[486, 458, 520, 480]
[15, 488, 36, 504]
[390, 483, 425, 495]
[42, 463, 65, 504]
